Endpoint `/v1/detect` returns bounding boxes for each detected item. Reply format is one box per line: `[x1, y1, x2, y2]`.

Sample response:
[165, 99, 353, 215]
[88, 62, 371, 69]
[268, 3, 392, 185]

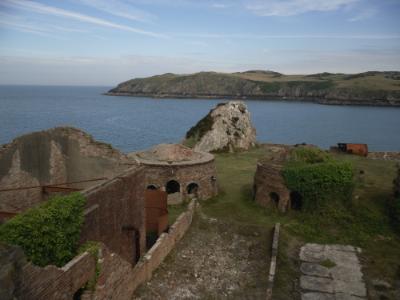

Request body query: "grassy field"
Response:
[202, 146, 400, 299]
[232, 71, 400, 91]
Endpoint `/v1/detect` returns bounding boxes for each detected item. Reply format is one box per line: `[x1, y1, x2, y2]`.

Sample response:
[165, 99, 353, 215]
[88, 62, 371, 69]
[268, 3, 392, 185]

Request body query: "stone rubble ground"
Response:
[133, 212, 270, 299]
[299, 243, 367, 300]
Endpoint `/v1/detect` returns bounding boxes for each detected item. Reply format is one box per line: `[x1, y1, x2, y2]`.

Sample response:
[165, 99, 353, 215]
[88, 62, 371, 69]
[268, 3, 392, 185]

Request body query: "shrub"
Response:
[0, 192, 86, 267]
[283, 148, 354, 211]
[288, 147, 332, 164]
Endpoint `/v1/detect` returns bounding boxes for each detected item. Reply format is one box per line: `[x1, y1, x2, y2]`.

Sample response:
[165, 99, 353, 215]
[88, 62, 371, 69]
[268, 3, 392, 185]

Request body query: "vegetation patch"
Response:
[319, 259, 336, 269]
[283, 148, 354, 211]
[184, 111, 214, 147]
[0, 192, 86, 267]
[78, 241, 101, 291]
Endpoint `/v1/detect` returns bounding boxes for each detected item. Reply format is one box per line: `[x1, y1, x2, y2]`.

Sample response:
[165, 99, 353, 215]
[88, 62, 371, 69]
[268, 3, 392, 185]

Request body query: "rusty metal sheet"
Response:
[158, 214, 169, 235]
[145, 190, 168, 234]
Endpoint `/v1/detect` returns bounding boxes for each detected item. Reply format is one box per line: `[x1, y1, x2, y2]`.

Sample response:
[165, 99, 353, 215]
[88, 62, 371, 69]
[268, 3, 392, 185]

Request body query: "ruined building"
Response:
[0, 127, 218, 299]
[253, 145, 302, 212]
[131, 143, 218, 204]
[0, 127, 130, 222]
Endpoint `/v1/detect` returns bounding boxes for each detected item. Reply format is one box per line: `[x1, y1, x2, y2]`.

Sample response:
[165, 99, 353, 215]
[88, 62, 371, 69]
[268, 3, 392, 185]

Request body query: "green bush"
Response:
[288, 147, 332, 164]
[283, 149, 354, 211]
[0, 192, 86, 267]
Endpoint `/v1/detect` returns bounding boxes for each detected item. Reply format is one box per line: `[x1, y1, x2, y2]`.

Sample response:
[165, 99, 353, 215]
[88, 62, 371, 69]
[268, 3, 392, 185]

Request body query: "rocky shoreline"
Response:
[105, 92, 400, 107]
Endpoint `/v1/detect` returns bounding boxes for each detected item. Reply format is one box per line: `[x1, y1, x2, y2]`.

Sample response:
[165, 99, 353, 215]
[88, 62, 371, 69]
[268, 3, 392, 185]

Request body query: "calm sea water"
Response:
[0, 85, 399, 152]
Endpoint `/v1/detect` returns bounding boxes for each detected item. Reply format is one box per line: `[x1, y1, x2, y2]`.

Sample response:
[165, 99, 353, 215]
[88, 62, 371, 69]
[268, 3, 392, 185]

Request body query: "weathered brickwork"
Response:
[84, 200, 197, 300]
[81, 166, 147, 264]
[142, 161, 217, 201]
[0, 243, 96, 300]
[253, 161, 290, 212]
[0, 127, 131, 219]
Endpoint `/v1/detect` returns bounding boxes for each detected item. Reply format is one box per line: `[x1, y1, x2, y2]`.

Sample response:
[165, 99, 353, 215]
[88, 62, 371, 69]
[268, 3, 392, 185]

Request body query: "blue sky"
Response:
[0, 0, 399, 85]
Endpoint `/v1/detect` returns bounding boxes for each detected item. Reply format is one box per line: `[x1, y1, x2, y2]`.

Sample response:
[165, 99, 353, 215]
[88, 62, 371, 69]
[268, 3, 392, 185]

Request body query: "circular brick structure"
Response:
[253, 146, 305, 213]
[253, 158, 291, 212]
[131, 144, 218, 204]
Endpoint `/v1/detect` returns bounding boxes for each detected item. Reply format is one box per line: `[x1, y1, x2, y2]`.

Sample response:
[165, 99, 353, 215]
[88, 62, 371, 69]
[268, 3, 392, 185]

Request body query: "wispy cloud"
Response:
[211, 3, 229, 9]
[246, 0, 359, 16]
[348, 7, 377, 21]
[0, 19, 53, 37]
[79, 0, 157, 23]
[2, 0, 167, 38]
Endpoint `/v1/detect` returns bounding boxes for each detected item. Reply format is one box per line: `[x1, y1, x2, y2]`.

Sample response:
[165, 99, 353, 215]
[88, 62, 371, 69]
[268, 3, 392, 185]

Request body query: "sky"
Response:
[0, 0, 399, 85]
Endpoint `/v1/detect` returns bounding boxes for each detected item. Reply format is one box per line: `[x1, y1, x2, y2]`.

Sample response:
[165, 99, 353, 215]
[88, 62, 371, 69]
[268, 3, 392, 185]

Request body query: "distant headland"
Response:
[106, 70, 400, 106]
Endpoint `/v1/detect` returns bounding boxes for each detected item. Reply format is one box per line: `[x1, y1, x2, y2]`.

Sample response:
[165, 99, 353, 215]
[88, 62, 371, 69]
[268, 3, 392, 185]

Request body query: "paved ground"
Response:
[299, 243, 367, 300]
[133, 212, 272, 299]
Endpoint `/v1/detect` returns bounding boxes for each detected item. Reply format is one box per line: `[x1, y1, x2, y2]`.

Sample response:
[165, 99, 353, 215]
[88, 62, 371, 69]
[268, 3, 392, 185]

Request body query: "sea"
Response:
[0, 85, 399, 152]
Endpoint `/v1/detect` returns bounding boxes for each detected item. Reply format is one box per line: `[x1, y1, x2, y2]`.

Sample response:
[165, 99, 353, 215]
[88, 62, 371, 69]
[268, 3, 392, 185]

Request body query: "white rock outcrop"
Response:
[184, 101, 256, 152]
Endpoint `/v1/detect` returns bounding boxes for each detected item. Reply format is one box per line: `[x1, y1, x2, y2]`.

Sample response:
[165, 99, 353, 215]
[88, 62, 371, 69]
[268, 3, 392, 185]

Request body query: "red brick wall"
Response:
[254, 163, 290, 212]
[0, 243, 96, 300]
[142, 161, 218, 200]
[86, 200, 197, 300]
[81, 166, 147, 264]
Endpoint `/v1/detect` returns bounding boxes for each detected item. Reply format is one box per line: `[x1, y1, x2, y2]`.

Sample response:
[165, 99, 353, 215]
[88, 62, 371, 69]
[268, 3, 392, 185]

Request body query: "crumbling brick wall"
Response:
[0, 243, 96, 300]
[81, 166, 147, 264]
[0, 127, 131, 217]
[253, 161, 290, 212]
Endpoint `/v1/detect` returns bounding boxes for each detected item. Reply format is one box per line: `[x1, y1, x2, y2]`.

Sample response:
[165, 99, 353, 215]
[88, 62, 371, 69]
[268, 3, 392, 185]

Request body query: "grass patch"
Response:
[320, 259, 336, 269]
[168, 201, 188, 225]
[205, 146, 400, 295]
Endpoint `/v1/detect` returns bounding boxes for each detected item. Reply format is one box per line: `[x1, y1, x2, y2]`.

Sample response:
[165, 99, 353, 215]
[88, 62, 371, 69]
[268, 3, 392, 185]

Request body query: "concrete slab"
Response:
[301, 292, 335, 300]
[299, 243, 366, 300]
[300, 275, 334, 293]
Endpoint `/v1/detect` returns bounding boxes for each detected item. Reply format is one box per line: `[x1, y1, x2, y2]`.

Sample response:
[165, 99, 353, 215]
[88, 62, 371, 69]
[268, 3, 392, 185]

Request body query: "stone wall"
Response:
[0, 243, 96, 300]
[85, 200, 197, 300]
[0, 127, 131, 217]
[81, 166, 147, 264]
[368, 151, 400, 161]
[141, 160, 217, 202]
[254, 162, 290, 212]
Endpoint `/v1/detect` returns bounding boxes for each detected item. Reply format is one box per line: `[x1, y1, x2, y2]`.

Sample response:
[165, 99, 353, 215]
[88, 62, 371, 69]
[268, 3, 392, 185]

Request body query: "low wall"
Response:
[86, 200, 197, 300]
[368, 152, 400, 161]
[0, 243, 96, 300]
[266, 223, 280, 300]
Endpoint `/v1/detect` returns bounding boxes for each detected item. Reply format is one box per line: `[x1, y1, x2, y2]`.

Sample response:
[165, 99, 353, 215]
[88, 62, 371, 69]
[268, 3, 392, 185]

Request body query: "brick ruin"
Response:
[0, 128, 217, 299]
[131, 144, 218, 204]
[0, 127, 130, 222]
[253, 145, 303, 212]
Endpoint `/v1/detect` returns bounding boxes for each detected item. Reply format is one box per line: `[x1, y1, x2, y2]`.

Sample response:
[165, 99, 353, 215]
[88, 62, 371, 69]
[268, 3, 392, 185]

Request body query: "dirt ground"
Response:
[134, 210, 272, 299]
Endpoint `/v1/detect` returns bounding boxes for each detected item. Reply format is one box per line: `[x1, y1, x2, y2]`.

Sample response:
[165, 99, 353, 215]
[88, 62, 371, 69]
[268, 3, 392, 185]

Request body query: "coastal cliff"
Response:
[107, 70, 400, 106]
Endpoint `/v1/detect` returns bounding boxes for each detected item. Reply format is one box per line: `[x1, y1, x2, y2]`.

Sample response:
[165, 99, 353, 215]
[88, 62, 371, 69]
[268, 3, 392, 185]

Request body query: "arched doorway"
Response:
[290, 191, 303, 210]
[166, 180, 180, 194]
[269, 192, 280, 206]
[187, 182, 199, 195]
[146, 184, 158, 190]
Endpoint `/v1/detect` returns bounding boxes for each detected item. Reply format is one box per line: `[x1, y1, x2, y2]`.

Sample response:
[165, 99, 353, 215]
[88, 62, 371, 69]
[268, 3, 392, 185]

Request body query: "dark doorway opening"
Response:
[290, 191, 303, 210]
[147, 184, 158, 190]
[187, 183, 199, 194]
[166, 180, 180, 194]
[269, 192, 280, 206]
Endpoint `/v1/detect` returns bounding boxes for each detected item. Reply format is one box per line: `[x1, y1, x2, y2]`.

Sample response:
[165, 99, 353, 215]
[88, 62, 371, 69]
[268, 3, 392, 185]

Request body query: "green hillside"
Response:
[107, 70, 400, 106]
